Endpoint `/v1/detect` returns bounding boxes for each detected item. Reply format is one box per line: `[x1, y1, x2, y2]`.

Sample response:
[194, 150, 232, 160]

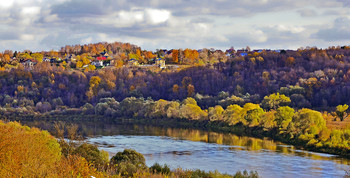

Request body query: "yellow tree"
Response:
[96, 43, 106, 54]
[86, 76, 101, 100]
[3, 54, 11, 63]
[31, 53, 43, 62]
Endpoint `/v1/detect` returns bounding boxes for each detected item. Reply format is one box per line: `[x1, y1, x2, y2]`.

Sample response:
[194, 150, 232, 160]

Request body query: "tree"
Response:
[3, 54, 11, 63]
[87, 76, 101, 99]
[290, 109, 326, 138]
[31, 53, 43, 62]
[242, 103, 265, 127]
[172, 49, 179, 63]
[261, 93, 291, 110]
[335, 104, 348, 121]
[73, 143, 108, 166]
[208, 105, 224, 121]
[275, 106, 294, 131]
[110, 149, 147, 176]
[187, 84, 195, 97]
[223, 104, 243, 125]
[0, 121, 61, 177]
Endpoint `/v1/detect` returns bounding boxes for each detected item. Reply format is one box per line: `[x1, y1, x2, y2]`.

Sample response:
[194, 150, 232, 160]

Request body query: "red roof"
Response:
[24, 59, 37, 63]
[96, 57, 107, 61]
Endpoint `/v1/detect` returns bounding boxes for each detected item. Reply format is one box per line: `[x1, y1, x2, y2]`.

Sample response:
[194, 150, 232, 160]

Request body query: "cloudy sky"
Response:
[0, 0, 349, 52]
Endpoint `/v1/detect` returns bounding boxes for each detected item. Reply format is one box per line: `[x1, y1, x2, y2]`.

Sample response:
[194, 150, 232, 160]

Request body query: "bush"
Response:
[73, 143, 108, 166]
[150, 163, 171, 175]
[110, 149, 147, 176]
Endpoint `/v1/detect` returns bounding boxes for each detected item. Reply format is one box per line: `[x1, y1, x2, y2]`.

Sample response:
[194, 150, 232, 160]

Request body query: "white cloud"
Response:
[20, 34, 34, 41]
[115, 10, 144, 27]
[275, 25, 305, 33]
[145, 9, 170, 24]
[21, 6, 41, 15]
[0, 0, 14, 8]
[250, 30, 268, 43]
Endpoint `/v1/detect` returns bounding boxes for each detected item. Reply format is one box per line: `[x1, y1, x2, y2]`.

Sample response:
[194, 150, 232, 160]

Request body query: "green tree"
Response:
[31, 53, 43, 62]
[223, 104, 243, 125]
[261, 93, 291, 110]
[242, 103, 265, 127]
[208, 105, 224, 121]
[289, 109, 326, 140]
[275, 106, 295, 131]
[110, 149, 147, 176]
[73, 143, 108, 166]
[335, 104, 348, 121]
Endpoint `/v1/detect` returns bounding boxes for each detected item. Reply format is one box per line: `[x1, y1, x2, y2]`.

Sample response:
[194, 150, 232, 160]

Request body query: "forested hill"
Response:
[0, 43, 350, 111]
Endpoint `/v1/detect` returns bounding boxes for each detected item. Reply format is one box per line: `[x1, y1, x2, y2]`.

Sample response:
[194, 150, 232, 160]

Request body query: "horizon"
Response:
[1, 41, 347, 54]
[0, 0, 349, 52]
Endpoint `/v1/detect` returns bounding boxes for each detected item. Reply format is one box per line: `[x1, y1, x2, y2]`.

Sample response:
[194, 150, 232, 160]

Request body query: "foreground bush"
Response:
[110, 148, 148, 176]
[0, 121, 103, 177]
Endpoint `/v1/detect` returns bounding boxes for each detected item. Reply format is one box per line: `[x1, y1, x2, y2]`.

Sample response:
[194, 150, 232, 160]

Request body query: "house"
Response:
[253, 50, 263, 53]
[65, 54, 76, 63]
[96, 56, 106, 61]
[100, 51, 109, 57]
[240, 53, 248, 57]
[128, 58, 139, 66]
[22, 59, 37, 68]
[155, 58, 165, 69]
[91, 61, 103, 67]
[96, 56, 110, 66]
[43, 58, 50, 62]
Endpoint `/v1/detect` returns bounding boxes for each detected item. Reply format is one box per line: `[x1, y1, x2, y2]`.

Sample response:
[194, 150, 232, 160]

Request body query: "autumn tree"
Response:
[172, 49, 179, 63]
[335, 104, 348, 121]
[261, 93, 291, 110]
[3, 54, 11, 63]
[275, 106, 295, 131]
[86, 76, 101, 100]
[31, 53, 43, 62]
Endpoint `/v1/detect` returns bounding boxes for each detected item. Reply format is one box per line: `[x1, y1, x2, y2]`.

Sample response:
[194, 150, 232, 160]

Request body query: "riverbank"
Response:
[5, 110, 350, 159]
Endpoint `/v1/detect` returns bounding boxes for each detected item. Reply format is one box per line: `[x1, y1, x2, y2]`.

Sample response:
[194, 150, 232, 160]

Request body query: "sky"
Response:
[0, 0, 349, 52]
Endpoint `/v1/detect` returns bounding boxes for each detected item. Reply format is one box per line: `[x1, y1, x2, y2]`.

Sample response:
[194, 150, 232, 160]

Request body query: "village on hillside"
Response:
[0, 41, 345, 72]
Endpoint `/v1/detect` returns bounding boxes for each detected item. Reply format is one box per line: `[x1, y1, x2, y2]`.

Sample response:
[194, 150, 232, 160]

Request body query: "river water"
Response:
[23, 121, 350, 177]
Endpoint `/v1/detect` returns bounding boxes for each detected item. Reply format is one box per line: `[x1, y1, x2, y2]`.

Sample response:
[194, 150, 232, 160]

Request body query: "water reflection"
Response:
[19, 120, 350, 177]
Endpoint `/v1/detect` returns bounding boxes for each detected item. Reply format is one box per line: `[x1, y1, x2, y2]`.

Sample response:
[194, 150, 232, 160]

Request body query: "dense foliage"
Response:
[1, 45, 350, 111]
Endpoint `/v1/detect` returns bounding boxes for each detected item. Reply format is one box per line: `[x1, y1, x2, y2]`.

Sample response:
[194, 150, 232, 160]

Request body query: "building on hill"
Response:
[21, 59, 37, 68]
[91, 61, 103, 67]
[128, 58, 139, 66]
[96, 56, 110, 66]
[65, 54, 76, 63]
[240, 53, 248, 57]
[155, 58, 165, 69]
[43, 58, 50, 62]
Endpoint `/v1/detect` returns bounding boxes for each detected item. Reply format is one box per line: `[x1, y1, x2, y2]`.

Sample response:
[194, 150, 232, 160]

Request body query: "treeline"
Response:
[78, 96, 350, 157]
[0, 120, 258, 177]
[3, 93, 350, 157]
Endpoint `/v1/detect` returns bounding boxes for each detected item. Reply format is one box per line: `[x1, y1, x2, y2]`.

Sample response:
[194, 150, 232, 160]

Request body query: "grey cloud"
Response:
[336, 0, 350, 6]
[298, 9, 317, 17]
[314, 17, 350, 41]
[0, 31, 20, 40]
[0, 0, 348, 52]
[49, 0, 338, 19]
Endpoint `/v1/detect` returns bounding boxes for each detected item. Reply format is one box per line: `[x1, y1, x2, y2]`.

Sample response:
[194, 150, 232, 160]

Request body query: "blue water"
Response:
[87, 135, 350, 178]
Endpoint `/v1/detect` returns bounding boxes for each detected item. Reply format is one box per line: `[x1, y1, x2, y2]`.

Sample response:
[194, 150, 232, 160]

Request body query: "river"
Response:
[23, 120, 350, 177]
